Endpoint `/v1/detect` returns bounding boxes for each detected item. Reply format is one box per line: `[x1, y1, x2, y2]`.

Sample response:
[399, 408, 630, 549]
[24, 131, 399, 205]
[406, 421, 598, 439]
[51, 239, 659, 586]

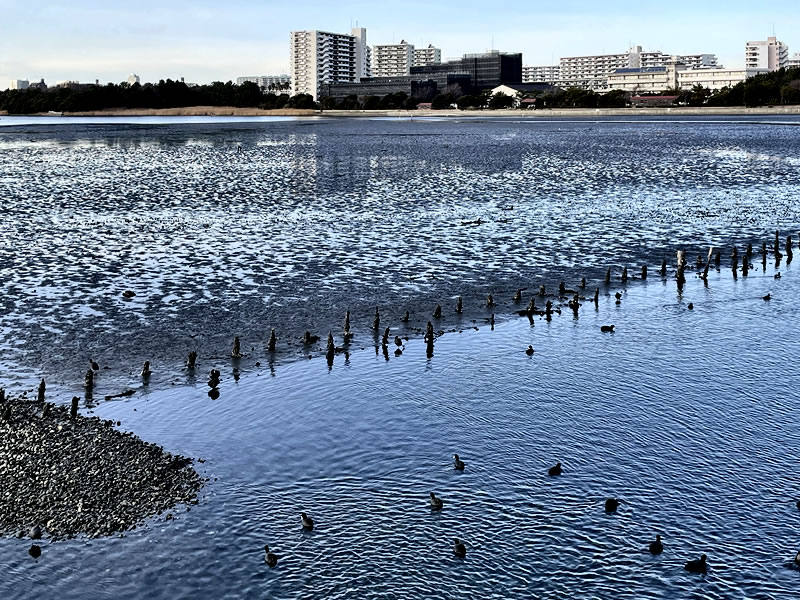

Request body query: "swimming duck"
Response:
[615, 292, 622, 300]
[453, 538, 467, 558]
[429, 492, 444, 510]
[301, 331, 320, 345]
[301, 512, 314, 531]
[775, 272, 781, 279]
[649, 535, 663, 555]
[122, 290, 136, 298]
[453, 454, 465, 470]
[525, 345, 534, 356]
[264, 545, 278, 567]
[604, 498, 620, 513]
[141, 361, 151, 378]
[394, 336, 403, 347]
[548, 462, 562, 476]
[763, 293, 771, 301]
[90, 359, 99, 371]
[687, 303, 694, 310]
[684, 554, 707, 574]
[28, 544, 41, 559]
[600, 325, 615, 333]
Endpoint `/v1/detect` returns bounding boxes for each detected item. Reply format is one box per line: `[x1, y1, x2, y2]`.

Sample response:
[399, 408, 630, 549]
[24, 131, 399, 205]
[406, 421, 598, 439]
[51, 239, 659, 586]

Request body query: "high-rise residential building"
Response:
[236, 75, 291, 90]
[9, 79, 29, 90]
[522, 65, 560, 83]
[372, 40, 414, 77]
[413, 44, 442, 67]
[745, 36, 789, 71]
[127, 73, 140, 85]
[788, 52, 800, 68]
[290, 28, 371, 99]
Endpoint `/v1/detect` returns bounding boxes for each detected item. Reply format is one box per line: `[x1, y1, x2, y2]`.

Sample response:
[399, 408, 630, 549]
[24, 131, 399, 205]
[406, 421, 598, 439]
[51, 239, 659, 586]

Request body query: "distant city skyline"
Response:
[1, 0, 798, 90]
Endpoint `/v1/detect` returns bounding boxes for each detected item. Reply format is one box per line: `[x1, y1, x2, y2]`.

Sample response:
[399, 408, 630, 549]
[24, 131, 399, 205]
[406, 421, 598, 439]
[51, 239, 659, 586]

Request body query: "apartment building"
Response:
[372, 40, 414, 77]
[236, 75, 291, 90]
[522, 65, 561, 83]
[745, 36, 789, 71]
[413, 44, 442, 67]
[290, 28, 371, 99]
[788, 52, 800, 68]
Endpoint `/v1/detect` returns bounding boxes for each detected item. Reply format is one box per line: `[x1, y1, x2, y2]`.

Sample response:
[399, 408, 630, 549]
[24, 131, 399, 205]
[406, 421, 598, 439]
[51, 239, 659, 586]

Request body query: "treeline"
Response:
[707, 67, 800, 106]
[0, 79, 319, 114]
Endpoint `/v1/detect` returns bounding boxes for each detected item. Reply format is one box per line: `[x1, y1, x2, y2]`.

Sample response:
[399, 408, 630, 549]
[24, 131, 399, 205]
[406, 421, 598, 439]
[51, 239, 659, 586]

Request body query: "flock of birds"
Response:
[258, 455, 725, 575]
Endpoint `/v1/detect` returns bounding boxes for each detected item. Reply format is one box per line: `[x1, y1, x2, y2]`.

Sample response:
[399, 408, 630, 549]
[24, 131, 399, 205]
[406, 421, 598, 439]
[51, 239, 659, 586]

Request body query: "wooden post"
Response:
[559, 281, 566, 295]
[775, 230, 782, 257]
[660, 259, 667, 277]
[702, 247, 713, 280]
[268, 329, 277, 352]
[593, 288, 599, 306]
[676, 250, 686, 289]
[731, 247, 738, 271]
[382, 327, 390, 346]
[455, 296, 463, 314]
[539, 285, 546, 296]
[372, 307, 380, 330]
[343, 311, 351, 334]
[486, 294, 495, 307]
[424, 321, 435, 357]
[326, 332, 335, 364]
[433, 304, 442, 319]
[641, 265, 647, 280]
[787, 235, 793, 259]
[580, 277, 586, 288]
[512, 289, 521, 303]
[84, 369, 94, 390]
[186, 351, 198, 369]
[71, 396, 79, 419]
[621, 267, 628, 282]
[605, 268, 611, 284]
[37, 378, 45, 402]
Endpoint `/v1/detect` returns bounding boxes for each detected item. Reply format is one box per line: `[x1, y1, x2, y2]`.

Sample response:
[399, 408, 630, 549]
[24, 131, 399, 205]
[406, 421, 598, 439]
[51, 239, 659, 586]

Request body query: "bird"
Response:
[775, 272, 782, 279]
[29, 525, 41, 540]
[649, 535, 664, 555]
[763, 293, 771, 301]
[28, 544, 41, 559]
[90, 359, 99, 371]
[687, 303, 694, 310]
[264, 545, 278, 567]
[600, 325, 615, 333]
[453, 454, 465, 470]
[394, 336, 403, 347]
[684, 554, 707, 574]
[525, 345, 534, 356]
[604, 498, 620, 513]
[301, 512, 314, 531]
[453, 538, 467, 558]
[429, 492, 444, 510]
[548, 462, 562, 476]
[122, 290, 136, 298]
[615, 292, 622, 300]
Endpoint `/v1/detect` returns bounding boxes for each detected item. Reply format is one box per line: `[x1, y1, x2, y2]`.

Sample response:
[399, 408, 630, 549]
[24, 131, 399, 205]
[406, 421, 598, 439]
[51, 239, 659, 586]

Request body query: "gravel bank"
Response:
[0, 395, 204, 540]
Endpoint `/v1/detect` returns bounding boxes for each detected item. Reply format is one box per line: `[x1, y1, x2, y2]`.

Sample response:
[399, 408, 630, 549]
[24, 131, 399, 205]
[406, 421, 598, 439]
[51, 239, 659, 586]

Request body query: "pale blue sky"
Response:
[1, 1, 798, 89]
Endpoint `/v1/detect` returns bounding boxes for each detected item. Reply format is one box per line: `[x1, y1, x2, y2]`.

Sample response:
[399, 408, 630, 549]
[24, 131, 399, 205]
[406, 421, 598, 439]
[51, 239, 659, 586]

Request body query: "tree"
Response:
[488, 91, 514, 109]
[431, 93, 454, 109]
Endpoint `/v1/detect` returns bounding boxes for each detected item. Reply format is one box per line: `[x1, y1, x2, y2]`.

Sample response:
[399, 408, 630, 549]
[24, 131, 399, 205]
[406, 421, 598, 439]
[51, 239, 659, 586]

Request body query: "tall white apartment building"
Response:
[290, 28, 371, 99]
[9, 79, 29, 90]
[522, 65, 560, 83]
[412, 44, 442, 67]
[372, 40, 414, 77]
[745, 36, 789, 71]
[788, 52, 800, 68]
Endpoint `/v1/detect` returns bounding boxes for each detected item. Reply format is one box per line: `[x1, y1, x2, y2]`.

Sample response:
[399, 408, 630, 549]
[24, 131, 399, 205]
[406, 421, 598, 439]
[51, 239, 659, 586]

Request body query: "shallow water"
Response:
[0, 116, 799, 393]
[2, 263, 798, 599]
[1, 117, 800, 598]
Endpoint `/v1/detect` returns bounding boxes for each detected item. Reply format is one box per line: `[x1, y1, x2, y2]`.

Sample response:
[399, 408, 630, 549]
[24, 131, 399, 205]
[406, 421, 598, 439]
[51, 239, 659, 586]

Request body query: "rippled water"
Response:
[2, 262, 799, 599]
[0, 116, 799, 392]
[1, 116, 800, 598]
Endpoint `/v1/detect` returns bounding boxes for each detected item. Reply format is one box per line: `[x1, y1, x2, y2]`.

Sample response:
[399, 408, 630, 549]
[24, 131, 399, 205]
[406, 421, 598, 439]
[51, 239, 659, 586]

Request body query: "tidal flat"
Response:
[0, 116, 799, 598]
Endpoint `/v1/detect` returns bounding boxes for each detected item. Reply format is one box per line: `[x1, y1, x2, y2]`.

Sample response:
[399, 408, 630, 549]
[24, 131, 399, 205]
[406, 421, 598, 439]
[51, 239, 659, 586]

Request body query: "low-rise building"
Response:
[318, 76, 437, 102]
[787, 53, 800, 68]
[608, 62, 768, 94]
[236, 75, 291, 91]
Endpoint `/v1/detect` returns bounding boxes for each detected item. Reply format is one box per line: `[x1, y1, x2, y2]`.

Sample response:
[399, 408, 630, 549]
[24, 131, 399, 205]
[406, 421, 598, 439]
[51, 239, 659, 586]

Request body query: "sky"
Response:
[1, 1, 798, 89]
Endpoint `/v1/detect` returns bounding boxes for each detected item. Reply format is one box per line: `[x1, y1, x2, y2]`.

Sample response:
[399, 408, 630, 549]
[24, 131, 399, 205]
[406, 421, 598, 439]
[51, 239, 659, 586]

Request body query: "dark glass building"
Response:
[411, 51, 522, 91]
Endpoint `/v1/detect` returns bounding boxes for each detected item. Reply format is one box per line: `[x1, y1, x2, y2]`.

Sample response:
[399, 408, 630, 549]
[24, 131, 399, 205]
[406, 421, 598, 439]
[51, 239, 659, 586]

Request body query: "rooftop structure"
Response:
[290, 28, 371, 99]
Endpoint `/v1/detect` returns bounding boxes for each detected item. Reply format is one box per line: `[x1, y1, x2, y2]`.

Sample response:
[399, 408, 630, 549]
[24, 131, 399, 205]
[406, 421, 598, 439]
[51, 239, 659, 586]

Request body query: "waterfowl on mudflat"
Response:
[649, 535, 663, 555]
[604, 498, 620, 513]
[264, 545, 278, 567]
[600, 325, 615, 333]
[453, 538, 467, 558]
[684, 554, 707, 574]
[525, 345, 534, 356]
[453, 454, 465, 470]
[90, 359, 99, 371]
[301, 512, 314, 531]
[548, 462, 562, 476]
[763, 293, 771, 301]
[429, 492, 444, 510]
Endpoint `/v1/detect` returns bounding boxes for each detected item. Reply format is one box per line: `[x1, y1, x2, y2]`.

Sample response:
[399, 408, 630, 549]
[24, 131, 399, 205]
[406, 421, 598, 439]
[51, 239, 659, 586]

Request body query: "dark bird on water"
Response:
[28, 545, 41, 559]
[525, 345, 534, 356]
[453, 538, 467, 558]
[600, 325, 615, 333]
[90, 359, 99, 371]
[122, 290, 136, 298]
[548, 462, 562, 476]
[394, 335, 403, 347]
[649, 535, 664, 555]
[775, 272, 781, 279]
[604, 498, 620, 513]
[684, 554, 707, 574]
[687, 303, 694, 310]
[301, 512, 314, 531]
[264, 545, 278, 567]
[763, 293, 771, 301]
[429, 492, 444, 510]
[453, 454, 465, 470]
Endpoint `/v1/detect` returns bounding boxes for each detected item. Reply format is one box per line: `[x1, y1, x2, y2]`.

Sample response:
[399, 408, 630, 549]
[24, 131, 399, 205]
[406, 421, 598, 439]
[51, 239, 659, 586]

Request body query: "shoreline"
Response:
[2, 105, 800, 119]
